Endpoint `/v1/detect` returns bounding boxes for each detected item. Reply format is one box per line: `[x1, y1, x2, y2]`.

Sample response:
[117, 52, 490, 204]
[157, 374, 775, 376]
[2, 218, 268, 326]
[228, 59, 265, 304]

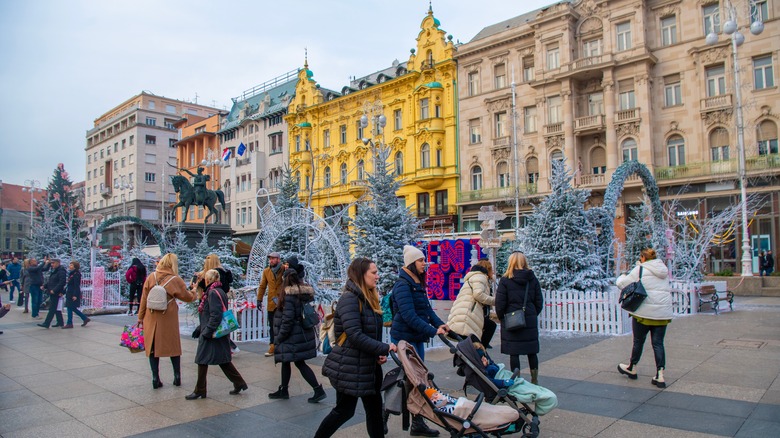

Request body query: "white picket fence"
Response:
[539, 287, 632, 335]
[81, 269, 123, 309]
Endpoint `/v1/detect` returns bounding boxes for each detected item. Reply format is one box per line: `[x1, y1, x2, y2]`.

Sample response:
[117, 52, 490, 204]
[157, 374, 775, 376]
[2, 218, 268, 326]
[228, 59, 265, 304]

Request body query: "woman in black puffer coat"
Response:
[315, 258, 396, 438]
[268, 257, 325, 403]
[495, 252, 544, 385]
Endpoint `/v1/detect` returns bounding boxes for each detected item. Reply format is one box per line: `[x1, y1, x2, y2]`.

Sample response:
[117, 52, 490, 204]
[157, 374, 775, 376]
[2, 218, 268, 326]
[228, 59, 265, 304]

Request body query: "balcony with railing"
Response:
[700, 94, 733, 113]
[615, 108, 640, 123]
[656, 154, 780, 181]
[348, 180, 368, 198]
[574, 114, 606, 133]
[579, 173, 606, 186]
[457, 184, 538, 203]
[544, 122, 564, 136]
[560, 53, 615, 78]
[493, 136, 510, 147]
[414, 167, 445, 190]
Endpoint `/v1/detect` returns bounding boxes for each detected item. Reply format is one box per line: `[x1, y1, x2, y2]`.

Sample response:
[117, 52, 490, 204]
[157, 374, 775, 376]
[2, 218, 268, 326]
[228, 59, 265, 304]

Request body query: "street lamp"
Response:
[201, 148, 223, 190]
[114, 174, 134, 251]
[706, 0, 763, 277]
[22, 179, 43, 238]
[360, 100, 387, 164]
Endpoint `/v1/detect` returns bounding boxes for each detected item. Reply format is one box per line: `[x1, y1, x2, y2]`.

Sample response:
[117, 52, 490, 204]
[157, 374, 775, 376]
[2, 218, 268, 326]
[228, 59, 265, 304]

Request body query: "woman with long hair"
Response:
[315, 258, 396, 438]
[389, 245, 447, 437]
[495, 252, 544, 385]
[186, 269, 248, 399]
[616, 247, 672, 388]
[127, 258, 147, 315]
[192, 254, 238, 353]
[268, 256, 325, 403]
[62, 261, 90, 328]
[138, 253, 196, 389]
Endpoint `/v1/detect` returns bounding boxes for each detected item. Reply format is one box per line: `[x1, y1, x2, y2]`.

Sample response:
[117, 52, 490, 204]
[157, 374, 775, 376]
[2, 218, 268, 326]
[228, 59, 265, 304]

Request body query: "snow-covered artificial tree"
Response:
[214, 236, 246, 289]
[352, 146, 423, 294]
[518, 159, 609, 293]
[623, 202, 654, 268]
[272, 166, 307, 257]
[161, 226, 195, 278]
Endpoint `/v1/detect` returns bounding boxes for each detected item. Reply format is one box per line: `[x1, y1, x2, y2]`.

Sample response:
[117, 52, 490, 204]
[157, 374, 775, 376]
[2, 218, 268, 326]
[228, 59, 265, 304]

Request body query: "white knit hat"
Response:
[403, 245, 425, 267]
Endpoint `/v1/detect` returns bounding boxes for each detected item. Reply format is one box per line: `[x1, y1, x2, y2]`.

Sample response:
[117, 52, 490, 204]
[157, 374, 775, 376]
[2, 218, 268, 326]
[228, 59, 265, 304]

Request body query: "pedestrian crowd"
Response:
[2, 241, 759, 436]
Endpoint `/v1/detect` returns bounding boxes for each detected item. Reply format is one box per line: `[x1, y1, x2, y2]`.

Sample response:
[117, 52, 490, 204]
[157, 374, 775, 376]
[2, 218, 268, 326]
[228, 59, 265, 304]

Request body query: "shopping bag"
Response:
[119, 323, 145, 353]
[56, 296, 64, 312]
[212, 291, 239, 338]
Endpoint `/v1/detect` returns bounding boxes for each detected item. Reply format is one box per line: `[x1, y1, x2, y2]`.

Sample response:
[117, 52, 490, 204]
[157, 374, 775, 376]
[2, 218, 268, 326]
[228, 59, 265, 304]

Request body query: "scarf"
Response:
[271, 263, 282, 276]
[198, 281, 223, 313]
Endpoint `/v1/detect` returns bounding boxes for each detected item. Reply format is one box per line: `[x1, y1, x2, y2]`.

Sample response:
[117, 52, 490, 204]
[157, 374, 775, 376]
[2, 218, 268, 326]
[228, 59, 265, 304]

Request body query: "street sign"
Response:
[478, 238, 502, 248]
[478, 206, 507, 222]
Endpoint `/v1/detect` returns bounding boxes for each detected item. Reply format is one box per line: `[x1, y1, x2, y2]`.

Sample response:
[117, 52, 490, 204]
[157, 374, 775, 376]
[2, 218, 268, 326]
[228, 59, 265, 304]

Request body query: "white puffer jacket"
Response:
[616, 258, 673, 320]
[447, 271, 495, 337]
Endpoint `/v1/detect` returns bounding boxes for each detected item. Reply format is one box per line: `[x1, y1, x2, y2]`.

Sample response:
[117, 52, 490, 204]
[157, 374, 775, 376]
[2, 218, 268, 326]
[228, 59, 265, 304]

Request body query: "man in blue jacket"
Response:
[6, 257, 21, 302]
[26, 258, 48, 318]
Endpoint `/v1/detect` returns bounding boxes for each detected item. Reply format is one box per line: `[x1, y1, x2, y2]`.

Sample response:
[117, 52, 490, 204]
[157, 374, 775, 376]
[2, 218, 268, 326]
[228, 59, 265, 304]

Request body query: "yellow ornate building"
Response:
[286, 8, 459, 231]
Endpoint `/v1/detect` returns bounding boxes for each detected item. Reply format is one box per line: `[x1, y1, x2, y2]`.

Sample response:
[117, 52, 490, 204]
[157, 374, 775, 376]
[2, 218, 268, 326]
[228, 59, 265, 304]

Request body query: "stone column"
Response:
[562, 80, 576, 169]
[635, 72, 654, 168]
[603, 74, 617, 179]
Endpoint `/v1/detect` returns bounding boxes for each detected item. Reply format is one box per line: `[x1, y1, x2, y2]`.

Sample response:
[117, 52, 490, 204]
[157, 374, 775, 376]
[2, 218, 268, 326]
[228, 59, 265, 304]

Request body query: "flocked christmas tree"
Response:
[623, 201, 654, 267]
[352, 146, 422, 294]
[518, 159, 609, 293]
[272, 166, 307, 258]
[214, 236, 246, 289]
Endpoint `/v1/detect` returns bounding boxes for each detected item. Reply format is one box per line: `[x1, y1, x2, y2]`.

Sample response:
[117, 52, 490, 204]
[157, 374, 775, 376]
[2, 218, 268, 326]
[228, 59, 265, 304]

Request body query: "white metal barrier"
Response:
[81, 268, 123, 309]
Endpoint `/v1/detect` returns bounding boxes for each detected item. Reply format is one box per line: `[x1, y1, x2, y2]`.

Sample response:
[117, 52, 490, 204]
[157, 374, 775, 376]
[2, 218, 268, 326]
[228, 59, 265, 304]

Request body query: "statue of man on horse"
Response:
[171, 168, 226, 224]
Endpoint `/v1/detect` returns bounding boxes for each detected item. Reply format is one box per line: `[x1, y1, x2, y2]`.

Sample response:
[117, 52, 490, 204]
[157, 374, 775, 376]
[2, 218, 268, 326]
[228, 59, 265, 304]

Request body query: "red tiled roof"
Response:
[0, 182, 48, 212]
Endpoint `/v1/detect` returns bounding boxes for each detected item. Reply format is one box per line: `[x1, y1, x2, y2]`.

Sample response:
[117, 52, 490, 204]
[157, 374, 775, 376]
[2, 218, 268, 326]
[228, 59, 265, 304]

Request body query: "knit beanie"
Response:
[403, 245, 425, 267]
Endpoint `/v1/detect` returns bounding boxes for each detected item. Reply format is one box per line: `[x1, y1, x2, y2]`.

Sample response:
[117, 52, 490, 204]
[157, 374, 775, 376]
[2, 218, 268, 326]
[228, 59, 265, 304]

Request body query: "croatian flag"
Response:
[237, 142, 246, 157]
[222, 148, 232, 161]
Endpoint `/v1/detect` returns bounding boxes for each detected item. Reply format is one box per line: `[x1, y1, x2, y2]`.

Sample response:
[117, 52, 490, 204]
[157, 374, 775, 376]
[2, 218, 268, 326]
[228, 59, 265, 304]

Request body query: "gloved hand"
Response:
[503, 379, 515, 387]
[256, 299, 262, 309]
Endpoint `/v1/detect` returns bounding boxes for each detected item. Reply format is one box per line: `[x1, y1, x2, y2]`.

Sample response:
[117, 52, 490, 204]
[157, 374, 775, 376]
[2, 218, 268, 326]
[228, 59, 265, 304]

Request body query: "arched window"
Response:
[471, 166, 483, 190]
[395, 151, 404, 176]
[357, 159, 365, 180]
[421, 143, 431, 168]
[497, 161, 510, 187]
[621, 139, 638, 162]
[551, 150, 564, 162]
[340, 163, 347, 185]
[590, 147, 606, 174]
[323, 166, 331, 187]
[667, 135, 685, 166]
[709, 128, 730, 161]
[757, 120, 778, 155]
[295, 171, 301, 189]
[526, 157, 539, 183]
[426, 50, 434, 67]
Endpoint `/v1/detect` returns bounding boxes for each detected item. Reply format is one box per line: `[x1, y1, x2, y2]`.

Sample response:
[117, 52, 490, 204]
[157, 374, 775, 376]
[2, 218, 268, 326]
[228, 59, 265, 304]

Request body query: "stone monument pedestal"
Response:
[175, 222, 233, 248]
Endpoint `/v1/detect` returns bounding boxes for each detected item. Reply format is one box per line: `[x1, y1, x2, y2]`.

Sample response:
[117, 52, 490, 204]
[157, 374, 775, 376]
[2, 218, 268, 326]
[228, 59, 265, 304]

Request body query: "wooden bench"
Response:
[697, 284, 734, 314]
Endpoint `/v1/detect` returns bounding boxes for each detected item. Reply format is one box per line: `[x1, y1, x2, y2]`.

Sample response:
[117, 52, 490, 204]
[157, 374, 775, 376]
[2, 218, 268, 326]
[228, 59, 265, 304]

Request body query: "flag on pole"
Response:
[237, 142, 246, 157]
[222, 148, 232, 161]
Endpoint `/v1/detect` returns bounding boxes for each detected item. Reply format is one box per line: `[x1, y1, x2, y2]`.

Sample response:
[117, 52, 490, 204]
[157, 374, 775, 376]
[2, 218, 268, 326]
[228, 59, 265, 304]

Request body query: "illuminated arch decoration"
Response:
[96, 216, 166, 253]
[601, 160, 666, 256]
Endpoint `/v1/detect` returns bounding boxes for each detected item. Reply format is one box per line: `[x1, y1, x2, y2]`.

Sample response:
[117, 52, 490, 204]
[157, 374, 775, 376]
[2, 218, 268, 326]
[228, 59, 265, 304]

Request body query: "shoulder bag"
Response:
[212, 290, 239, 338]
[619, 266, 647, 312]
[502, 281, 529, 331]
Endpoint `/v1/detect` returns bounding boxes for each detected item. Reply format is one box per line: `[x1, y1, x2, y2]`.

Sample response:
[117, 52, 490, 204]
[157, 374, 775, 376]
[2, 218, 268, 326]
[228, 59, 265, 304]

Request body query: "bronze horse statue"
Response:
[171, 175, 226, 224]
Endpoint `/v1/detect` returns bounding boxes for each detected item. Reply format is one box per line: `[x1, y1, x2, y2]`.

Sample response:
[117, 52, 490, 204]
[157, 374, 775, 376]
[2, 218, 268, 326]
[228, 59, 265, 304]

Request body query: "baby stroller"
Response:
[443, 334, 559, 434]
[384, 340, 529, 438]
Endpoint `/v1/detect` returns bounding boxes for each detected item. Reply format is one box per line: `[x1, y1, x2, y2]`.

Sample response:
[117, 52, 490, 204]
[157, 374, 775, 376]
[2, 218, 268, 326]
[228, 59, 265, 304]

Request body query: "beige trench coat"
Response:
[137, 268, 195, 358]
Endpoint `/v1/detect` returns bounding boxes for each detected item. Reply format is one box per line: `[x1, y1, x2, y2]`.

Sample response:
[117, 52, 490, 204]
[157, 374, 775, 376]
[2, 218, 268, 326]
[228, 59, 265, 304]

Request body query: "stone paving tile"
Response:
[53, 391, 140, 419]
[540, 409, 618, 437]
[562, 379, 660, 403]
[247, 392, 334, 420]
[66, 363, 131, 380]
[28, 379, 108, 402]
[2, 419, 105, 438]
[14, 370, 78, 388]
[130, 422, 214, 437]
[646, 390, 757, 418]
[748, 402, 780, 422]
[666, 380, 767, 403]
[1, 361, 60, 378]
[0, 374, 24, 393]
[556, 392, 641, 418]
[594, 419, 723, 437]
[81, 406, 178, 438]
[735, 419, 780, 437]
[0, 388, 47, 410]
[622, 403, 744, 436]
[759, 389, 780, 404]
[145, 397, 237, 422]
[0, 402, 73, 434]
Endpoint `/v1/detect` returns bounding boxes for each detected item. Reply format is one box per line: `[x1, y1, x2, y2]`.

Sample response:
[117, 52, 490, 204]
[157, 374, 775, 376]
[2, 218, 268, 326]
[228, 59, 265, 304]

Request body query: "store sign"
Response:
[417, 239, 486, 300]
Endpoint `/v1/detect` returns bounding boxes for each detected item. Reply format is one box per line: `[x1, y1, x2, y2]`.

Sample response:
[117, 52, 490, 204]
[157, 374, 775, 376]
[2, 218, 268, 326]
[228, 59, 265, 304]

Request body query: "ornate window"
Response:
[526, 157, 539, 183]
[323, 166, 331, 187]
[590, 147, 606, 174]
[497, 162, 510, 188]
[395, 151, 404, 175]
[357, 160, 365, 180]
[667, 135, 686, 166]
[340, 163, 347, 185]
[420, 143, 431, 168]
[621, 139, 638, 162]
[709, 128, 730, 161]
[471, 166, 483, 190]
[757, 120, 778, 155]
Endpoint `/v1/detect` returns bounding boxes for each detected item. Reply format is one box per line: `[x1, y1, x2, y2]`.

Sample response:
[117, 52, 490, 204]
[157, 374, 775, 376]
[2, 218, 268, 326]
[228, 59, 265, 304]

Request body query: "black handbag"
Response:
[619, 266, 648, 312]
[502, 282, 529, 331]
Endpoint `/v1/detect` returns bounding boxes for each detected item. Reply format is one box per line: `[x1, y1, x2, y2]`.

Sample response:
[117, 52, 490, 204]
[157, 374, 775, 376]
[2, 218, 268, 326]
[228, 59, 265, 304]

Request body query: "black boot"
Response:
[410, 414, 440, 437]
[149, 356, 162, 389]
[383, 409, 390, 435]
[268, 385, 289, 400]
[308, 384, 326, 403]
[171, 356, 181, 386]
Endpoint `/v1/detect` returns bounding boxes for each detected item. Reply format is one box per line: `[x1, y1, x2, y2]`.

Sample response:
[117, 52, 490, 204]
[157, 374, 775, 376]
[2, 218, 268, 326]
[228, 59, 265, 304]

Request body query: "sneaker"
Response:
[231, 347, 240, 354]
[618, 363, 638, 380]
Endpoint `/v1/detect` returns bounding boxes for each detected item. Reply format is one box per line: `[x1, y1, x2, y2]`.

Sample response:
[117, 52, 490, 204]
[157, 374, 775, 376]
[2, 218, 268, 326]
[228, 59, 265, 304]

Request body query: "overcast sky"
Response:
[0, 0, 553, 186]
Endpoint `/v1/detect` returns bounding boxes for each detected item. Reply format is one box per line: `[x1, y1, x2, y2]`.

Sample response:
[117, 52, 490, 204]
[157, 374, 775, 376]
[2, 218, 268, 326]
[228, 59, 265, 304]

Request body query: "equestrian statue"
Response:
[171, 167, 226, 224]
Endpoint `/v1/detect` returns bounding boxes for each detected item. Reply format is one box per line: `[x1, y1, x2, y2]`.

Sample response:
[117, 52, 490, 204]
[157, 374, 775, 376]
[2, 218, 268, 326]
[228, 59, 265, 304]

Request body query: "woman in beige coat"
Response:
[138, 253, 196, 389]
[447, 260, 496, 339]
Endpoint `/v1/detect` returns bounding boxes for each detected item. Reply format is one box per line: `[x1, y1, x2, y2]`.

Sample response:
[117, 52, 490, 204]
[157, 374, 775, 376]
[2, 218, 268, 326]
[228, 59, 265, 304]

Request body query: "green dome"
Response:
[305, 69, 314, 78]
[424, 81, 443, 89]
[433, 17, 440, 27]
[297, 122, 312, 128]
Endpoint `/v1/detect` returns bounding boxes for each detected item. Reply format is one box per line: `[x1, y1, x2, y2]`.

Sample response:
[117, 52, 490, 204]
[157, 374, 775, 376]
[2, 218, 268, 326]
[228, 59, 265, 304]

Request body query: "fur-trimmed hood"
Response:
[284, 284, 315, 297]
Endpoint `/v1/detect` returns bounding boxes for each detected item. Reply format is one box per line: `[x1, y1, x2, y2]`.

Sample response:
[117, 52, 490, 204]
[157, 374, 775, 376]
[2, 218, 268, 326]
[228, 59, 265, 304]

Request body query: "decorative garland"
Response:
[96, 216, 166, 253]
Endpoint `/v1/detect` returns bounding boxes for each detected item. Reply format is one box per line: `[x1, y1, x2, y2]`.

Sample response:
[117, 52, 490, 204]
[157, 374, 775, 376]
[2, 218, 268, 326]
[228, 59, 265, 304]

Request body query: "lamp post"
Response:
[706, 0, 764, 277]
[22, 179, 43, 238]
[114, 175, 134, 251]
[360, 100, 387, 155]
[201, 148, 223, 190]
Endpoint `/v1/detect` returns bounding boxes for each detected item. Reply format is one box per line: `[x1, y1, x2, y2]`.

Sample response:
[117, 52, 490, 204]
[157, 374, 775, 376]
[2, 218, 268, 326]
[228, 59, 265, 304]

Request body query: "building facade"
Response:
[85, 92, 219, 246]
[0, 182, 47, 259]
[287, 8, 459, 232]
[456, 0, 779, 273]
[174, 114, 224, 223]
[217, 70, 298, 245]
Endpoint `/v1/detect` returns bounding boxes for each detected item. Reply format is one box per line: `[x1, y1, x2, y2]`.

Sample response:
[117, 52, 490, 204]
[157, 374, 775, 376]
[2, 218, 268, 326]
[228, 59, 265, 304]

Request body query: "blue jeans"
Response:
[30, 285, 43, 318]
[391, 338, 426, 362]
[67, 306, 88, 325]
[9, 280, 20, 301]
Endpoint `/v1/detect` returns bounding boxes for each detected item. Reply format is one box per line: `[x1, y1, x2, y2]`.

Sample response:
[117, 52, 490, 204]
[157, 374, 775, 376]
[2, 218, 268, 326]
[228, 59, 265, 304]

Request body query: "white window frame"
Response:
[664, 80, 682, 107]
[703, 4, 720, 36]
[667, 136, 686, 166]
[469, 119, 482, 144]
[582, 38, 602, 57]
[547, 96, 562, 124]
[706, 65, 727, 97]
[495, 112, 507, 138]
[494, 63, 506, 89]
[468, 71, 480, 96]
[753, 55, 775, 89]
[621, 139, 638, 162]
[524, 106, 537, 133]
[546, 45, 560, 70]
[471, 166, 483, 191]
[661, 15, 678, 46]
[619, 90, 636, 110]
[616, 22, 632, 51]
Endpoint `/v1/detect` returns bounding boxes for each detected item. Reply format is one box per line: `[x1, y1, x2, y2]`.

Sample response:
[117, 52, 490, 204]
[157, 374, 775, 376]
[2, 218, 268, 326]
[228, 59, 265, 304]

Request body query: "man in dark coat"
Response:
[764, 250, 774, 276]
[6, 257, 21, 302]
[26, 258, 47, 318]
[37, 259, 66, 328]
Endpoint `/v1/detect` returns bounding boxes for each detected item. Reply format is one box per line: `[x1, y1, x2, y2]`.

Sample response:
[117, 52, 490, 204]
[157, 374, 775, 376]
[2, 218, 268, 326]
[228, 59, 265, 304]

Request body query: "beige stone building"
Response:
[85, 92, 219, 246]
[455, 0, 779, 273]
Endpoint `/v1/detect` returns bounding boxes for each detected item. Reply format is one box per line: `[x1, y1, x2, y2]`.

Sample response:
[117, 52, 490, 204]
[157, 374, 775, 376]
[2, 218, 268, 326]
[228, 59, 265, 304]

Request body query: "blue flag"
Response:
[237, 142, 246, 157]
